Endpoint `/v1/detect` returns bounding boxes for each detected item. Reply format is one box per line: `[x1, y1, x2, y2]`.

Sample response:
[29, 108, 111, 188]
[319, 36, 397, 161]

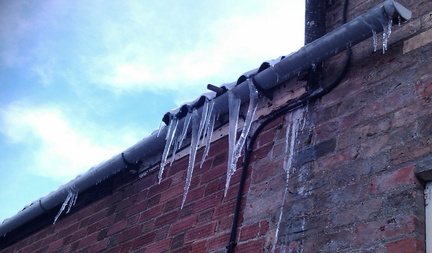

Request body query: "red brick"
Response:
[115, 194, 137, 212]
[214, 200, 236, 219]
[118, 225, 142, 243]
[149, 178, 172, 195]
[239, 222, 260, 241]
[190, 240, 207, 253]
[183, 186, 205, 205]
[185, 222, 216, 242]
[259, 220, 269, 236]
[385, 237, 426, 253]
[47, 239, 63, 252]
[125, 199, 149, 217]
[235, 238, 265, 253]
[201, 164, 226, 184]
[170, 215, 198, 235]
[107, 220, 128, 236]
[78, 232, 98, 249]
[139, 204, 163, 222]
[251, 141, 274, 160]
[155, 210, 179, 227]
[131, 231, 156, 250]
[370, 166, 420, 194]
[89, 238, 108, 252]
[194, 192, 223, 212]
[207, 232, 230, 251]
[146, 238, 170, 252]
[160, 182, 184, 202]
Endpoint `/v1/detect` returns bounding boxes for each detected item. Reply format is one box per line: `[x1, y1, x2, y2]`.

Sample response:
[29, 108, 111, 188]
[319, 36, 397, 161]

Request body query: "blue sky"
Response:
[0, 0, 304, 222]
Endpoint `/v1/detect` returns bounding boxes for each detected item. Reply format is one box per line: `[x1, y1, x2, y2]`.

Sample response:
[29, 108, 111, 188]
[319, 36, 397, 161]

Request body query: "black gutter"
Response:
[0, 0, 411, 239]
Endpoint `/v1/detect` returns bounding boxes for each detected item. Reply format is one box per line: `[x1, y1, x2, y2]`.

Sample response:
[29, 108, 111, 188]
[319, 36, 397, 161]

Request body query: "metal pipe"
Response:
[0, 0, 411, 237]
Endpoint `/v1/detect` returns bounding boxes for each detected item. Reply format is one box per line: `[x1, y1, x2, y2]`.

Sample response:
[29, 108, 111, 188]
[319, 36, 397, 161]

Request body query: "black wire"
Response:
[226, 0, 351, 252]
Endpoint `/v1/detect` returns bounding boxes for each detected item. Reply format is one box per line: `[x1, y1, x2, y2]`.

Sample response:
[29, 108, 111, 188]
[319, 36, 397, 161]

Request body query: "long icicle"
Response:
[178, 112, 192, 149]
[159, 118, 178, 183]
[225, 81, 259, 196]
[232, 80, 259, 168]
[181, 109, 200, 208]
[200, 106, 217, 168]
[225, 90, 241, 196]
[271, 108, 305, 253]
[54, 190, 73, 224]
[197, 99, 210, 142]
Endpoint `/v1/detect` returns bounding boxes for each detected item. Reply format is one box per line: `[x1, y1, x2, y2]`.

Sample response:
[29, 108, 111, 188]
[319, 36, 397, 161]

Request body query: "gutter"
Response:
[0, 0, 411, 237]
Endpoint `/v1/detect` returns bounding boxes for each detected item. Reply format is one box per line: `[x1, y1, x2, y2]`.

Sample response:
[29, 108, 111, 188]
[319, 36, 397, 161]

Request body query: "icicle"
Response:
[197, 99, 210, 142]
[271, 108, 305, 252]
[178, 112, 192, 149]
[225, 80, 259, 196]
[157, 121, 164, 137]
[158, 118, 178, 183]
[54, 188, 78, 224]
[200, 107, 218, 168]
[372, 30, 377, 52]
[201, 100, 215, 146]
[382, 19, 393, 54]
[225, 90, 241, 196]
[181, 109, 200, 208]
[170, 124, 181, 166]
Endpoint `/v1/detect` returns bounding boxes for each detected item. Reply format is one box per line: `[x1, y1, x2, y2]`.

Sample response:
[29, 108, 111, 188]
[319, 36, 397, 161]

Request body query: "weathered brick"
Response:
[354, 216, 420, 245]
[385, 237, 426, 253]
[370, 166, 420, 194]
[239, 222, 260, 241]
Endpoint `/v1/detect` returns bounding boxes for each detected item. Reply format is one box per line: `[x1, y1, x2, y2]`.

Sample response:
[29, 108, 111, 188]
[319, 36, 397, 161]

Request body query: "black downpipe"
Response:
[226, 1, 350, 252]
[305, 0, 327, 90]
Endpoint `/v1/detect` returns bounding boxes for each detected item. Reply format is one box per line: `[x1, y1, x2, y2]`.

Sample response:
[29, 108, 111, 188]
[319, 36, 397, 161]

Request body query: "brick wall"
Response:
[2, 0, 432, 252]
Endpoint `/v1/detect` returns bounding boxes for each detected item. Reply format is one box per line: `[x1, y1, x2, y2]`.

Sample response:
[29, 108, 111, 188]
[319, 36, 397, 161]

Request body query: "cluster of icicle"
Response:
[53, 187, 78, 224]
[225, 80, 259, 196]
[158, 98, 218, 208]
[157, 80, 259, 208]
[271, 107, 306, 253]
[372, 18, 393, 53]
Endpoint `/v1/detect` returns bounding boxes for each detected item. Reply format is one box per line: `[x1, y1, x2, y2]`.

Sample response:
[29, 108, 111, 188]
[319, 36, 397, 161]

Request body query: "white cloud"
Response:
[0, 102, 145, 182]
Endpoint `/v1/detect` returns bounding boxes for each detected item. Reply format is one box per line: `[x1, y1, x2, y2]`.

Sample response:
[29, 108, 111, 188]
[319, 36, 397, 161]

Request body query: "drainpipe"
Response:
[0, 0, 411, 238]
[304, 0, 327, 91]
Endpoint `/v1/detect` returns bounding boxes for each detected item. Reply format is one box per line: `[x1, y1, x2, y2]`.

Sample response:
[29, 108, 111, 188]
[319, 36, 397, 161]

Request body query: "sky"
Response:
[0, 0, 304, 223]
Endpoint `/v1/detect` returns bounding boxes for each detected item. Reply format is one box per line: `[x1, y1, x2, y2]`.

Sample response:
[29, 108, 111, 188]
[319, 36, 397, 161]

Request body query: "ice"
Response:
[225, 90, 241, 196]
[181, 109, 200, 208]
[198, 99, 210, 142]
[372, 30, 377, 52]
[159, 118, 178, 183]
[53, 188, 78, 224]
[201, 100, 215, 146]
[178, 112, 192, 149]
[271, 108, 305, 252]
[382, 19, 393, 54]
[170, 123, 181, 166]
[200, 105, 218, 168]
[157, 121, 164, 137]
[225, 81, 259, 196]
